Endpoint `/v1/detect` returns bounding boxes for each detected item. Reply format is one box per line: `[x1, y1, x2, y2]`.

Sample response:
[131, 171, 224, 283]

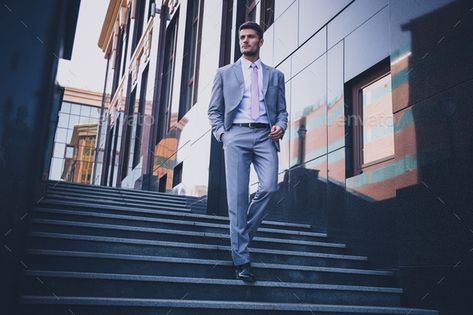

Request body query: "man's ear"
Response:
[259, 38, 264, 48]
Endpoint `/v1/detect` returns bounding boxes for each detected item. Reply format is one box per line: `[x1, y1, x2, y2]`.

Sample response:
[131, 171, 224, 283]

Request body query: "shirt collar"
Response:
[240, 56, 262, 69]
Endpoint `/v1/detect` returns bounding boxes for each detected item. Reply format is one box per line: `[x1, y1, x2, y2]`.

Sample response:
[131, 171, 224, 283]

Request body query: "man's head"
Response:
[238, 22, 264, 57]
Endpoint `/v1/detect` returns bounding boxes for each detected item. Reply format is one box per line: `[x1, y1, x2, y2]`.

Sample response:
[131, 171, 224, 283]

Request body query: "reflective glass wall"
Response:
[49, 101, 101, 184]
[151, 0, 220, 197]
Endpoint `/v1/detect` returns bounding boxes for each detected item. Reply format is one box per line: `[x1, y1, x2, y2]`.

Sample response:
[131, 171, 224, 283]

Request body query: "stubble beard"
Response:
[242, 47, 258, 57]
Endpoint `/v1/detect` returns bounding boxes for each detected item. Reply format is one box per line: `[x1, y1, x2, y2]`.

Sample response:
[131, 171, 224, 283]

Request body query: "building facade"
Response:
[49, 87, 103, 184]
[95, 1, 473, 313]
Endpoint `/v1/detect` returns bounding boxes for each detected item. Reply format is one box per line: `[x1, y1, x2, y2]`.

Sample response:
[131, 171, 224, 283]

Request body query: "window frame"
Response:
[120, 6, 132, 78]
[156, 8, 179, 145]
[260, 0, 274, 31]
[178, 0, 204, 121]
[132, 64, 150, 168]
[120, 78, 137, 180]
[347, 58, 394, 177]
[132, 0, 147, 52]
[172, 162, 183, 187]
[245, 0, 257, 22]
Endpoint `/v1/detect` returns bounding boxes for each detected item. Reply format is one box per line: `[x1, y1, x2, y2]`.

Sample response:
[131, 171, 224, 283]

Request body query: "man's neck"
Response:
[242, 55, 260, 63]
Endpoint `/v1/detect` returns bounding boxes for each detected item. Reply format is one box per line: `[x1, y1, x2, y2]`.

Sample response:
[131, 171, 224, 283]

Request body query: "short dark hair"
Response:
[239, 21, 264, 39]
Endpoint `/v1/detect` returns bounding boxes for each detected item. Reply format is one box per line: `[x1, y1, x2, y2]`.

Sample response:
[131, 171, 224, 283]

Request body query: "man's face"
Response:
[239, 28, 263, 56]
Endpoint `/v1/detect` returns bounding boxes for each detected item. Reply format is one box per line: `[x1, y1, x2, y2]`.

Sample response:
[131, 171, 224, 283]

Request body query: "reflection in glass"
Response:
[292, 28, 326, 77]
[274, 0, 295, 20]
[80, 105, 91, 117]
[273, 1, 297, 65]
[58, 113, 68, 128]
[55, 128, 67, 143]
[361, 73, 394, 164]
[70, 104, 81, 115]
[298, 0, 351, 44]
[69, 114, 80, 126]
[53, 143, 65, 158]
[61, 102, 71, 113]
[290, 56, 327, 167]
[65, 145, 75, 159]
[49, 101, 100, 185]
[327, 41, 345, 152]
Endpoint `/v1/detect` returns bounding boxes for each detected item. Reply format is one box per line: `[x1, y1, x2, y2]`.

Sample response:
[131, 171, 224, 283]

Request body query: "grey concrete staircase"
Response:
[18, 180, 438, 314]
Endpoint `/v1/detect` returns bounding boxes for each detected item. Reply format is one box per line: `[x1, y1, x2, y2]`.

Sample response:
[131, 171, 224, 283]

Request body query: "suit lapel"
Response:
[261, 61, 270, 96]
[232, 59, 244, 91]
[233, 58, 271, 96]
[228, 58, 276, 148]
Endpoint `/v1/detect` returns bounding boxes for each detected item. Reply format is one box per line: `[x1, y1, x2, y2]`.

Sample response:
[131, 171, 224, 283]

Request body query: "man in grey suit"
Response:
[208, 22, 288, 282]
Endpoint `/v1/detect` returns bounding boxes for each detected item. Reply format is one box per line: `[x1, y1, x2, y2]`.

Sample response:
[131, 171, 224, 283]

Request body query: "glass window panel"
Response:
[292, 28, 326, 76]
[61, 102, 71, 114]
[58, 112, 69, 128]
[290, 56, 327, 167]
[193, 0, 200, 18]
[262, 0, 275, 30]
[261, 24, 274, 66]
[344, 7, 390, 81]
[49, 157, 64, 180]
[298, 0, 351, 45]
[277, 56, 291, 81]
[53, 143, 65, 158]
[65, 145, 75, 159]
[189, 24, 198, 77]
[248, 7, 256, 22]
[361, 73, 394, 164]
[90, 107, 101, 119]
[187, 83, 193, 111]
[274, 0, 295, 20]
[79, 115, 90, 124]
[55, 128, 67, 143]
[66, 128, 74, 144]
[70, 103, 81, 115]
[273, 1, 298, 65]
[327, 41, 345, 152]
[69, 115, 80, 127]
[327, 0, 388, 48]
[80, 105, 91, 117]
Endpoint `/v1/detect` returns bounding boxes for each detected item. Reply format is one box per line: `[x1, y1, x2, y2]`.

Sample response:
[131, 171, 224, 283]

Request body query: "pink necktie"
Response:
[250, 63, 260, 120]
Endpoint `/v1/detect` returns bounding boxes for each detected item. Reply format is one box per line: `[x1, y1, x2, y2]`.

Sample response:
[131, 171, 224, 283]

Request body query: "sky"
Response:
[56, 0, 109, 93]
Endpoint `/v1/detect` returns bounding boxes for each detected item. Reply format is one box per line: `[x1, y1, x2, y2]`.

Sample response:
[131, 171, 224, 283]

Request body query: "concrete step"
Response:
[28, 232, 367, 269]
[43, 194, 191, 212]
[47, 186, 189, 204]
[46, 185, 206, 213]
[45, 182, 308, 227]
[18, 296, 440, 315]
[25, 249, 392, 287]
[19, 181, 439, 315]
[47, 182, 207, 212]
[30, 218, 347, 253]
[47, 181, 193, 202]
[46, 189, 188, 208]
[32, 208, 327, 242]
[22, 270, 401, 306]
[37, 199, 314, 232]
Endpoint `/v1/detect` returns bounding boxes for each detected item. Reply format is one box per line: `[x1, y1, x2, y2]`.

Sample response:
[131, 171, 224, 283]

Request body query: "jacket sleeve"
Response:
[275, 71, 288, 139]
[207, 69, 225, 142]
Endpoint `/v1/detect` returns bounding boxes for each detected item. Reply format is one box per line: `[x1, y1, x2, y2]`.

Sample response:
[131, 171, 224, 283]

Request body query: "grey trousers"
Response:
[223, 125, 278, 265]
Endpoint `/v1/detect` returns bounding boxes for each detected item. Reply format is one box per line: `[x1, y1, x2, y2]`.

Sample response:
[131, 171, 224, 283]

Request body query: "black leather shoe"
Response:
[234, 263, 256, 283]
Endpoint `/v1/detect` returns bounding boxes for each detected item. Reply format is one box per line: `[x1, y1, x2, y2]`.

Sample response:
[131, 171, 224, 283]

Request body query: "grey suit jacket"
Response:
[207, 58, 288, 152]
